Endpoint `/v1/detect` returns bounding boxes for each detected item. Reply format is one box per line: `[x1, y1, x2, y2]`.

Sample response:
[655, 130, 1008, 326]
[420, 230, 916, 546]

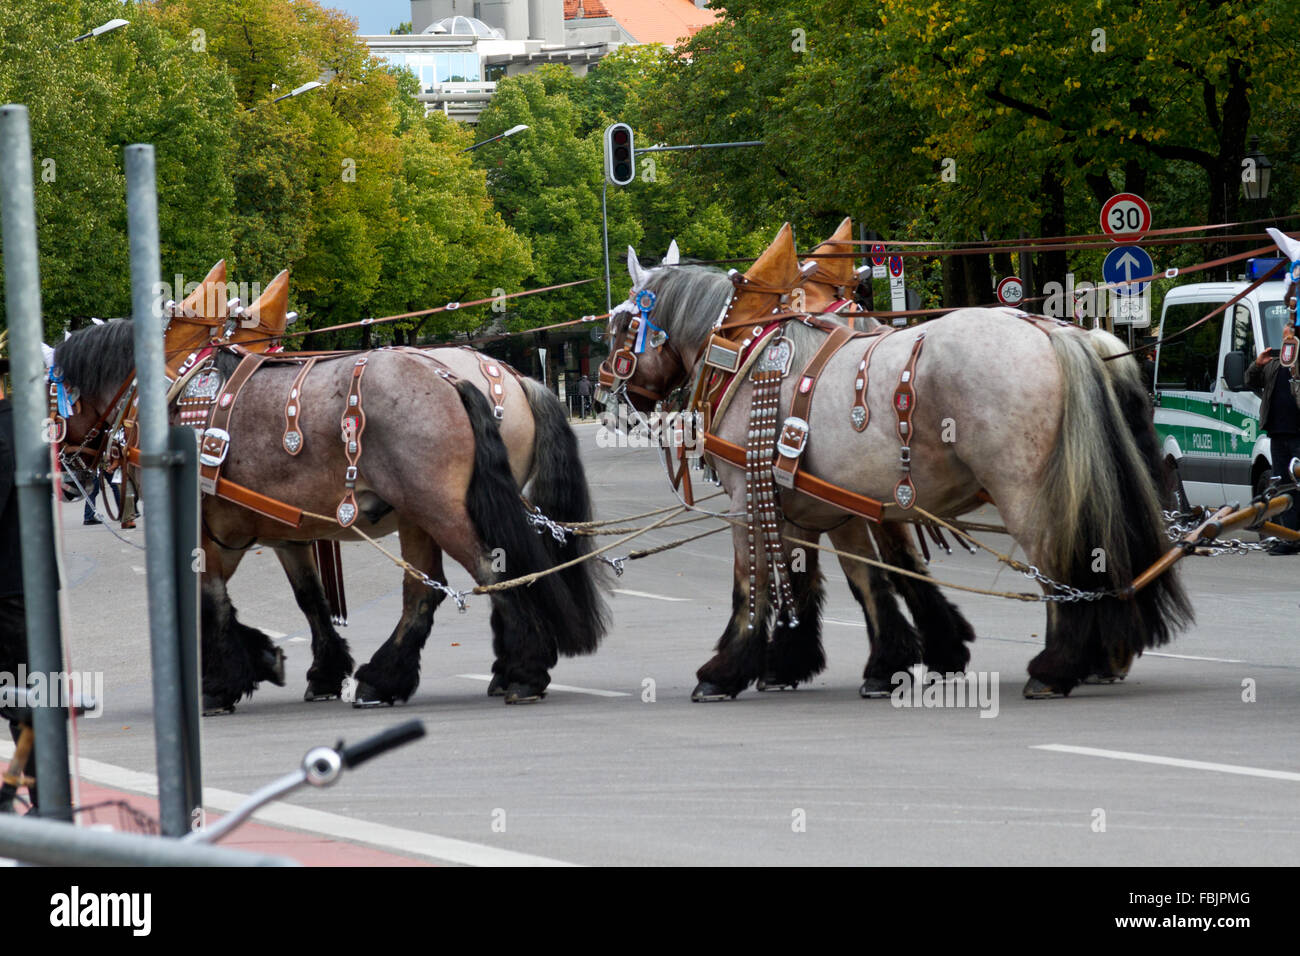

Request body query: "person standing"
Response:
[577, 374, 593, 419]
[1246, 325, 1300, 536]
[0, 371, 36, 810]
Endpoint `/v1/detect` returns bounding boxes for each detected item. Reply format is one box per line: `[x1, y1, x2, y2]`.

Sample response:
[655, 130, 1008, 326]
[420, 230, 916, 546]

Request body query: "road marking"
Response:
[0, 742, 577, 867]
[456, 674, 630, 698]
[131, 566, 146, 575]
[611, 588, 690, 602]
[1033, 744, 1300, 782]
[824, 617, 863, 628]
[1146, 652, 1244, 663]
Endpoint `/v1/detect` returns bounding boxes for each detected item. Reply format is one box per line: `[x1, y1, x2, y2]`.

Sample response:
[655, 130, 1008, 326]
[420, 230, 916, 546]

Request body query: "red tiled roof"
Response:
[572, 0, 718, 46]
[564, 1, 612, 18]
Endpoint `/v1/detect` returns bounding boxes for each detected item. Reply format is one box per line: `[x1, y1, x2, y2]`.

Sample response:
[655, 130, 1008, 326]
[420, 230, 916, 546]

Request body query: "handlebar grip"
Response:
[339, 719, 426, 769]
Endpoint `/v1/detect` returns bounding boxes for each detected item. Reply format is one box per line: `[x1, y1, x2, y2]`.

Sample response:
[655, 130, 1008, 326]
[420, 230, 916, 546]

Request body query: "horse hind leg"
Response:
[693, 526, 772, 701]
[757, 526, 827, 692]
[828, 521, 922, 698]
[353, 522, 445, 707]
[274, 543, 354, 702]
[872, 523, 976, 674]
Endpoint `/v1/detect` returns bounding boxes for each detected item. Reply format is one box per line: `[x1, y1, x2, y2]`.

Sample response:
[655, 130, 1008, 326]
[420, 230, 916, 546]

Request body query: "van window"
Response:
[1230, 303, 1256, 364]
[1261, 301, 1290, 348]
[1157, 302, 1224, 391]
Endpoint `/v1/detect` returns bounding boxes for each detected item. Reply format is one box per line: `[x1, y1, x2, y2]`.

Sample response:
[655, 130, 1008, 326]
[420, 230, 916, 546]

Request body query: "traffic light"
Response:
[604, 122, 635, 186]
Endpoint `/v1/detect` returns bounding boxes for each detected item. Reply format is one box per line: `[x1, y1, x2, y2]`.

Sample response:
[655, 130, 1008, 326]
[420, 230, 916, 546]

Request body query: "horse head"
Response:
[597, 243, 697, 413]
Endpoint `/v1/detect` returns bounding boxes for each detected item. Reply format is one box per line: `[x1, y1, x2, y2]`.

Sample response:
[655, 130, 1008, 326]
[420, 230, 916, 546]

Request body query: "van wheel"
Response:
[1166, 458, 1191, 513]
[1253, 467, 1271, 504]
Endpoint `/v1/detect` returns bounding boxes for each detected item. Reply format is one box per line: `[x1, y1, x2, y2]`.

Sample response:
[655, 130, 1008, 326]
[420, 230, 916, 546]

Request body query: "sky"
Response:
[322, 0, 413, 35]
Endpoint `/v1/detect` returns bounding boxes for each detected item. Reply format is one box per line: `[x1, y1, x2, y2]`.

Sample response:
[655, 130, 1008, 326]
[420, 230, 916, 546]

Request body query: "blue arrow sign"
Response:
[1102, 245, 1153, 296]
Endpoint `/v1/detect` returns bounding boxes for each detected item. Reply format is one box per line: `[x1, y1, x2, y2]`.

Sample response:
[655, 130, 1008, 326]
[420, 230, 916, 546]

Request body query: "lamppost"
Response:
[462, 124, 529, 153]
[1243, 136, 1273, 206]
[71, 18, 128, 42]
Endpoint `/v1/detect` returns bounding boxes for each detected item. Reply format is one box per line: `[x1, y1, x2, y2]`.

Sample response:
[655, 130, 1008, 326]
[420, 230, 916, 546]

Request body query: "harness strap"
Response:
[475, 354, 508, 419]
[282, 357, 318, 456]
[336, 357, 369, 528]
[126, 443, 303, 526]
[703, 432, 884, 522]
[199, 353, 266, 496]
[773, 324, 858, 490]
[892, 333, 927, 510]
[850, 328, 894, 432]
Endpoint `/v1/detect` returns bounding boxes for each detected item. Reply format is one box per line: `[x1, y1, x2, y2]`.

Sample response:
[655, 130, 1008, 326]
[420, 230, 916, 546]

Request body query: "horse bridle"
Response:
[596, 287, 696, 411]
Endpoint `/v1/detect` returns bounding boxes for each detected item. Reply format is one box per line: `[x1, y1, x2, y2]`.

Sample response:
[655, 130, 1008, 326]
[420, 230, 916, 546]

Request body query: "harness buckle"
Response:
[199, 427, 231, 468]
[776, 417, 810, 460]
[344, 465, 358, 484]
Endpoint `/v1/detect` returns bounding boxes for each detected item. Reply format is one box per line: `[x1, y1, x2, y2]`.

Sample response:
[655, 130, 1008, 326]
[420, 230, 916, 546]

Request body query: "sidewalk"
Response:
[17, 780, 431, 867]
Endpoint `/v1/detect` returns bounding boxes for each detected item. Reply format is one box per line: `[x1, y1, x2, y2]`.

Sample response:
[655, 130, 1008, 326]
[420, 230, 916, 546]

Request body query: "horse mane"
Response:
[642, 265, 733, 361]
[644, 264, 828, 374]
[53, 319, 137, 401]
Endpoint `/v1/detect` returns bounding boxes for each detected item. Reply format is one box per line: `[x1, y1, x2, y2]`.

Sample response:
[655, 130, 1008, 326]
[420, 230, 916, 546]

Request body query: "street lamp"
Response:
[72, 18, 128, 42]
[462, 124, 529, 153]
[1243, 136, 1273, 202]
[271, 80, 324, 105]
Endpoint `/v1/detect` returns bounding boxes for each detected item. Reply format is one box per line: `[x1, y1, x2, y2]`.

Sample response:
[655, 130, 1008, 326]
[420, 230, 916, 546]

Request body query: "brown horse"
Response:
[601, 224, 1191, 700]
[55, 321, 609, 711]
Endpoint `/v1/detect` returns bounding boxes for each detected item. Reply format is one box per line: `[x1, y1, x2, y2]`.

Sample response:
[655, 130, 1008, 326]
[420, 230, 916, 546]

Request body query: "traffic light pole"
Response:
[601, 139, 764, 317]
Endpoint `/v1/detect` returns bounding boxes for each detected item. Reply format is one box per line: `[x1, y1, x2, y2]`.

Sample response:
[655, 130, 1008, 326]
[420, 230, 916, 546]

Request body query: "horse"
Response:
[54, 320, 609, 710]
[600, 225, 1191, 700]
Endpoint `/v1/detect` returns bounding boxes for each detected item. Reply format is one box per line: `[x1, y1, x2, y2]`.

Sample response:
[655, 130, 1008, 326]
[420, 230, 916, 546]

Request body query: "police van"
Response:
[1152, 264, 1292, 509]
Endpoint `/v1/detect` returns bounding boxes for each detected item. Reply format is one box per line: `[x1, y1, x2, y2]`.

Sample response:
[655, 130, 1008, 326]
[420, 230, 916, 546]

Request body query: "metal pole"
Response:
[601, 180, 612, 313]
[0, 104, 73, 821]
[124, 144, 188, 837]
[0, 812, 297, 866]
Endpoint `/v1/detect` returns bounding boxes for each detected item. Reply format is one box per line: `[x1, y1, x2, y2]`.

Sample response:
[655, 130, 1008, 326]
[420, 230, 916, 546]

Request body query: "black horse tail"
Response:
[455, 381, 586, 685]
[1026, 331, 1194, 691]
[519, 376, 609, 656]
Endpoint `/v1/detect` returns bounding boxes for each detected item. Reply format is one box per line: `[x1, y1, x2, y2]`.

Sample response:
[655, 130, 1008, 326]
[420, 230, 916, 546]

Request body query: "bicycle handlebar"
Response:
[338, 719, 426, 769]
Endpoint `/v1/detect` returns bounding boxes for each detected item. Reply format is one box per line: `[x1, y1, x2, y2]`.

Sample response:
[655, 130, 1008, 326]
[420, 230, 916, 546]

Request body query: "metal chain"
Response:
[1162, 508, 1281, 554]
[524, 503, 571, 543]
[1018, 564, 1121, 603]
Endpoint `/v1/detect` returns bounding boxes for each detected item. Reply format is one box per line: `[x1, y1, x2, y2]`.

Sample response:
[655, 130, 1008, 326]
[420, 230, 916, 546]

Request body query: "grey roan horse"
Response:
[602, 255, 1192, 699]
[55, 321, 608, 710]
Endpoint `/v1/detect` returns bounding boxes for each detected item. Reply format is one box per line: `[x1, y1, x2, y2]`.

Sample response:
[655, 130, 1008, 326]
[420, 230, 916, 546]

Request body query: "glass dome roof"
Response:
[425, 16, 503, 39]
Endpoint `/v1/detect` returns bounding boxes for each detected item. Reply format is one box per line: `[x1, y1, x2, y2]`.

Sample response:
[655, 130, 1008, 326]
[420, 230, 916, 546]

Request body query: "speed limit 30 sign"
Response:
[1100, 193, 1152, 242]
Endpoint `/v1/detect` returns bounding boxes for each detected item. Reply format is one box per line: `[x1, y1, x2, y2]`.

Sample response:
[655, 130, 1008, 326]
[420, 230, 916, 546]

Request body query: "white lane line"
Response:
[824, 617, 863, 628]
[0, 742, 576, 867]
[456, 674, 630, 698]
[1146, 652, 1244, 663]
[262, 629, 286, 640]
[611, 588, 690, 603]
[1033, 744, 1300, 782]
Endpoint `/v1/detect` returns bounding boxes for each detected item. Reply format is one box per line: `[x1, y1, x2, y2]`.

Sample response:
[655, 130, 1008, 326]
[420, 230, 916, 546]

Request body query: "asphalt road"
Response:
[33, 420, 1300, 865]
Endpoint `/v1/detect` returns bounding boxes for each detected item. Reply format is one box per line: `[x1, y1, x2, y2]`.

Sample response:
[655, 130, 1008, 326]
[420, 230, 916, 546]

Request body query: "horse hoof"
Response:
[756, 677, 798, 692]
[1082, 672, 1125, 685]
[351, 681, 395, 709]
[487, 673, 507, 697]
[691, 681, 738, 702]
[1023, 678, 1068, 699]
[202, 695, 236, 716]
[859, 677, 894, 699]
[504, 683, 546, 704]
[303, 682, 341, 702]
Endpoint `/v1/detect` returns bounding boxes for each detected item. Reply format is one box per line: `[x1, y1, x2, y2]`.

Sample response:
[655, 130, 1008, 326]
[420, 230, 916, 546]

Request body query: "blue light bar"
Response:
[1247, 257, 1286, 280]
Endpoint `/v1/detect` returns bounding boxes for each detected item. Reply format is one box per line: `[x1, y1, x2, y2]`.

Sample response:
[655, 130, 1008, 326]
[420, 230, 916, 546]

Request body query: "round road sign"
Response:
[996, 276, 1025, 306]
[887, 255, 904, 278]
[1100, 193, 1152, 242]
[871, 243, 886, 267]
